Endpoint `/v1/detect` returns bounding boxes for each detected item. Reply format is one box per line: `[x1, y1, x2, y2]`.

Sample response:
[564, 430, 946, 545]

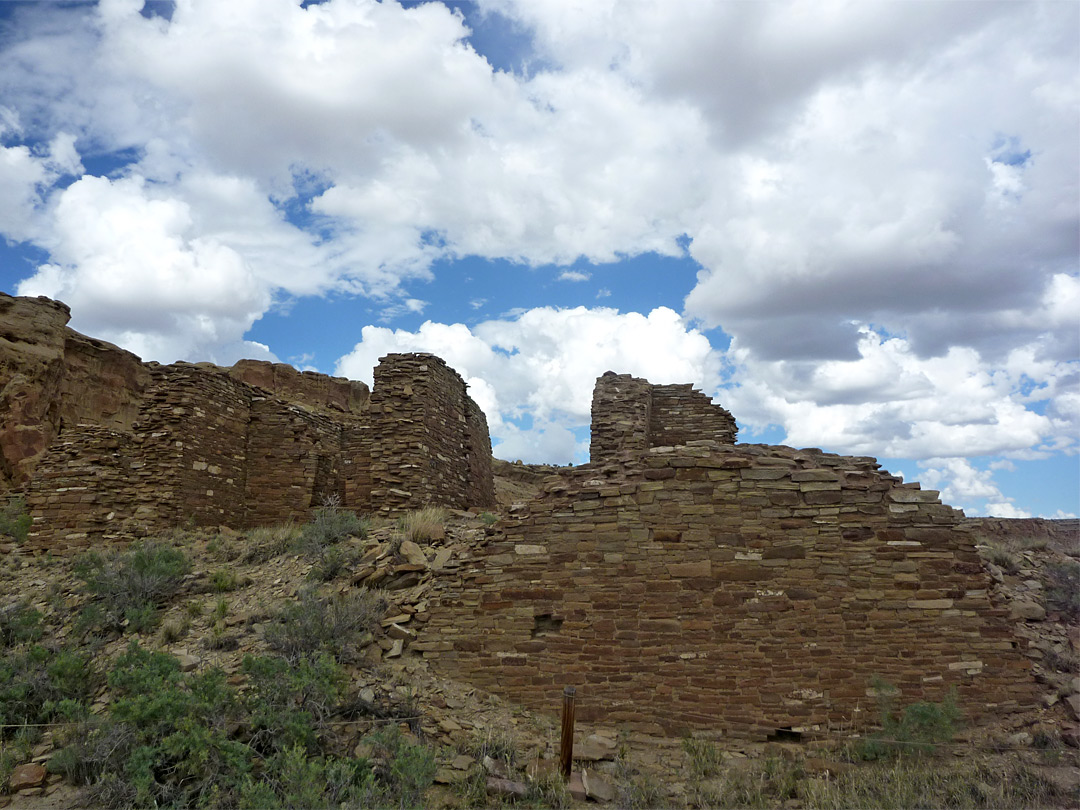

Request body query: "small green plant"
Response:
[212, 597, 228, 623]
[467, 726, 519, 770]
[396, 506, 448, 544]
[365, 724, 437, 808]
[74, 542, 191, 633]
[480, 511, 499, 525]
[264, 587, 386, 663]
[124, 603, 159, 634]
[0, 602, 44, 647]
[0, 496, 32, 543]
[527, 768, 572, 807]
[209, 569, 241, 592]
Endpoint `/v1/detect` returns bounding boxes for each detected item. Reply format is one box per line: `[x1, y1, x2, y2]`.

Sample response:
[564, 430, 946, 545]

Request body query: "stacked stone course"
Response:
[421, 376, 1036, 740]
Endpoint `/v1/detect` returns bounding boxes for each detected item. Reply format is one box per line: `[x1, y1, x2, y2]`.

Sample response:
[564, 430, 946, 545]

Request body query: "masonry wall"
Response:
[421, 442, 1035, 739]
[589, 373, 738, 464]
[589, 373, 653, 463]
[368, 353, 495, 513]
[242, 398, 348, 526]
[465, 398, 496, 508]
[16, 343, 494, 551]
[649, 383, 737, 448]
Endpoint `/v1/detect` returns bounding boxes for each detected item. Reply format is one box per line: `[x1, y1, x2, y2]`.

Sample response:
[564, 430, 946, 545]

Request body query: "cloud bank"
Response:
[0, 0, 1075, 513]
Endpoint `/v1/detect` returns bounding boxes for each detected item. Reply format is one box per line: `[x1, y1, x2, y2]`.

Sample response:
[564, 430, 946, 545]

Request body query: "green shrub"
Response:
[0, 644, 93, 738]
[264, 587, 386, 663]
[242, 653, 346, 755]
[301, 505, 368, 551]
[852, 678, 961, 760]
[0, 496, 31, 543]
[52, 642, 249, 808]
[307, 542, 359, 582]
[0, 602, 43, 647]
[480, 511, 499, 525]
[74, 542, 191, 633]
[366, 724, 437, 809]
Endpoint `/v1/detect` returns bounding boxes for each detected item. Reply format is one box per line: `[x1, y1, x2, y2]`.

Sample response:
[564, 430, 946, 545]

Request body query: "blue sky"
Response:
[0, 0, 1077, 518]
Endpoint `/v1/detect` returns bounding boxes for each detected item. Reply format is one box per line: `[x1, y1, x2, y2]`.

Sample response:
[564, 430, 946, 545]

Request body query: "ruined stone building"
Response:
[1, 292, 1036, 739]
[420, 372, 1036, 739]
[0, 293, 494, 552]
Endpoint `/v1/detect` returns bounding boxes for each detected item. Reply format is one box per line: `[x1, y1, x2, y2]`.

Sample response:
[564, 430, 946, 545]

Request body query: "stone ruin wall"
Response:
[0, 294, 494, 553]
[420, 375, 1036, 740]
[589, 372, 737, 464]
[367, 354, 495, 514]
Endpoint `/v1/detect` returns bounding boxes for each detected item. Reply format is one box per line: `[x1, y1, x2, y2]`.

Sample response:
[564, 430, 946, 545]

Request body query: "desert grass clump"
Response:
[682, 736, 723, 780]
[613, 756, 666, 809]
[695, 756, 803, 809]
[264, 587, 386, 663]
[801, 758, 1069, 810]
[986, 545, 1020, 575]
[1044, 560, 1080, 621]
[241, 524, 300, 564]
[74, 542, 191, 633]
[396, 506, 448, 545]
[209, 568, 241, 592]
[467, 726, 520, 770]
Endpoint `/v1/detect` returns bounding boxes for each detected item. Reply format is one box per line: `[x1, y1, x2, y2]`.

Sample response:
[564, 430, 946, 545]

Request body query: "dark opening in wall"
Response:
[532, 614, 563, 638]
[767, 727, 803, 743]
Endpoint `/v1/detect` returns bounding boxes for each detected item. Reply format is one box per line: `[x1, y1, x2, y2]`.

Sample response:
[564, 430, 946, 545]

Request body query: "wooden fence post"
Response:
[560, 685, 576, 780]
